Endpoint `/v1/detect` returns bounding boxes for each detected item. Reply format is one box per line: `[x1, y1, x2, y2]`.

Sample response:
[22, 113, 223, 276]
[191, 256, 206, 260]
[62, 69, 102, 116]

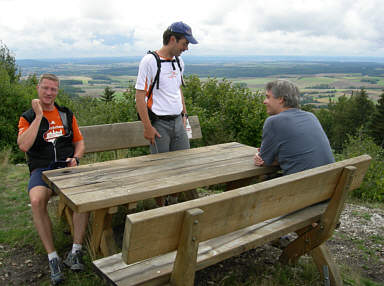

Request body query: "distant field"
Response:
[24, 59, 382, 106]
[296, 76, 336, 85]
[59, 73, 383, 105]
[231, 77, 277, 89]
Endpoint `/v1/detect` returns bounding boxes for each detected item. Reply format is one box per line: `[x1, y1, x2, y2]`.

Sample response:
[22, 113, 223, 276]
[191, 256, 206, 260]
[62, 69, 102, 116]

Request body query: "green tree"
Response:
[0, 41, 20, 83]
[337, 132, 384, 202]
[319, 89, 375, 151]
[182, 75, 267, 147]
[59, 82, 137, 126]
[0, 44, 35, 162]
[369, 91, 384, 147]
[100, 86, 115, 103]
[349, 89, 375, 130]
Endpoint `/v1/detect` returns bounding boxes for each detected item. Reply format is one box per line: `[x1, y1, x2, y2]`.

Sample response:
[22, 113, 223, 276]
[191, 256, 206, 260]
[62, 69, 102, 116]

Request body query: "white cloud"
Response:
[0, 0, 383, 58]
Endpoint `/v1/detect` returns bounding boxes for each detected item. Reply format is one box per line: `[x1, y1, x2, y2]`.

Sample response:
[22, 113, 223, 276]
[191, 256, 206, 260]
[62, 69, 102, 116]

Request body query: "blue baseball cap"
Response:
[169, 21, 198, 44]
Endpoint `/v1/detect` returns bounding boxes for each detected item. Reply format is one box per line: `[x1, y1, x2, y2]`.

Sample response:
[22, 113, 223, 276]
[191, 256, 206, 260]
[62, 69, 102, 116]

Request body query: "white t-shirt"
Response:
[135, 53, 184, 116]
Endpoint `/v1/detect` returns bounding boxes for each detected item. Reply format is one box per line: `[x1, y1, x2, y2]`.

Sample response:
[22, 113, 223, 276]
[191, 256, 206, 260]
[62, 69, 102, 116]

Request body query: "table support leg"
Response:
[90, 208, 108, 257]
[63, 203, 74, 236]
[100, 208, 118, 257]
[90, 207, 119, 258]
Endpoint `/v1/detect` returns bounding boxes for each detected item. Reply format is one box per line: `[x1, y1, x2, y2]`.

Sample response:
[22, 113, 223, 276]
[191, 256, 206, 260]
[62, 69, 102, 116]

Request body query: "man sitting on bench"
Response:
[254, 79, 335, 175]
[18, 74, 89, 285]
[254, 80, 335, 247]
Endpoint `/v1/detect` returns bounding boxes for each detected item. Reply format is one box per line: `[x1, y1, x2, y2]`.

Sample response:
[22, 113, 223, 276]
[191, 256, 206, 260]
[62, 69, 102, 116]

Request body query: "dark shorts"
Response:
[28, 167, 52, 192]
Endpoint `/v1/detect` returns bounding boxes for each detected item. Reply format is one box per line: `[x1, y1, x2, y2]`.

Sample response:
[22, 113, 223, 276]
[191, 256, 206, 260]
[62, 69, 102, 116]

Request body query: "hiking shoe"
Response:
[64, 250, 85, 271]
[49, 257, 64, 285]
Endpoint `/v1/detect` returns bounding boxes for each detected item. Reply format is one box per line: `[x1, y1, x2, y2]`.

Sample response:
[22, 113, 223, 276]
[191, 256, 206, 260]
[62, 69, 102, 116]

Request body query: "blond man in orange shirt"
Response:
[18, 74, 88, 285]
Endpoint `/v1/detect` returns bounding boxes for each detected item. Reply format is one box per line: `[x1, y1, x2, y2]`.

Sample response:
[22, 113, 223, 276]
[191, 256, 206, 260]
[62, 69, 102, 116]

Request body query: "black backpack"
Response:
[146, 50, 185, 102]
[140, 51, 186, 122]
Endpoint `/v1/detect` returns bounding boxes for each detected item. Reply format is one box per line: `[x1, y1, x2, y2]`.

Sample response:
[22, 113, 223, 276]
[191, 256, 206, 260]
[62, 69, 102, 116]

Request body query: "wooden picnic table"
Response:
[42, 142, 279, 257]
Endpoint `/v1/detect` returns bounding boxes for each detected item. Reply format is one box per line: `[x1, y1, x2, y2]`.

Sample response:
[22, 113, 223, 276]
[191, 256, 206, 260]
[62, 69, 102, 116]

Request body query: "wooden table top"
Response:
[42, 142, 278, 213]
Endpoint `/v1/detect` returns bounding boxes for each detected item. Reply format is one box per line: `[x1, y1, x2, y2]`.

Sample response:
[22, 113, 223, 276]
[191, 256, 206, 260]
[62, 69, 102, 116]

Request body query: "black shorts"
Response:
[28, 167, 52, 192]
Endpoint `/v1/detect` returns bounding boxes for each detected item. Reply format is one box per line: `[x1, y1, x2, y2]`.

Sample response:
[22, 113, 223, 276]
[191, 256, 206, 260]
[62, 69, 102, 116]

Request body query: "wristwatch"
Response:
[181, 113, 188, 119]
[74, 157, 80, 166]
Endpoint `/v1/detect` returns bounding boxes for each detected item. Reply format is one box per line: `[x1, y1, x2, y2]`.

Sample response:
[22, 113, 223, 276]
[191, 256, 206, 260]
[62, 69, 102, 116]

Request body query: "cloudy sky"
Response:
[1, 0, 383, 59]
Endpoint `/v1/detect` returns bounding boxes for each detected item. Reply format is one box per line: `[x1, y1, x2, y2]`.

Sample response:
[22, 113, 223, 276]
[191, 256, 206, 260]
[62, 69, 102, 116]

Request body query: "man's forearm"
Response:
[181, 89, 187, 114]
[135, 91, 152, 129]
[17, 115, 43, 152]
[73, 140, 85, 158]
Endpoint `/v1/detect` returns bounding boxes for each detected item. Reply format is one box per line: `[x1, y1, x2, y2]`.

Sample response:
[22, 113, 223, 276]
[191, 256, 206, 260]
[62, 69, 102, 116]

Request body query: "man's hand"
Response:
[254, 148, 265, 166]
[144, 126, 161, 145]
[31, 99, 43, 118]
[66, 158, 78, 167]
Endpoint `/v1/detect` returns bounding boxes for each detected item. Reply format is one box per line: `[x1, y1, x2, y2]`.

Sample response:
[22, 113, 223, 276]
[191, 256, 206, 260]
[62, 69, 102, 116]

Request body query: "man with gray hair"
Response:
[254, 80, 334, 175]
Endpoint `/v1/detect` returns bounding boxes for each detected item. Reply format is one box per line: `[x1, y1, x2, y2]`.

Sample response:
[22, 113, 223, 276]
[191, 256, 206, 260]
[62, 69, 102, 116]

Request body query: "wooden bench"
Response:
[92, 155, 371, 286]
[56, 116, 202, 237]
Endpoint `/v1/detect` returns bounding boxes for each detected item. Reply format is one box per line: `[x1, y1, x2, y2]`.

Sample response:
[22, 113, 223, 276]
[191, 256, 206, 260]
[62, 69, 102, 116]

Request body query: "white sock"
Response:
[48, 251, 59, 261]
[71, 243, 82, 254]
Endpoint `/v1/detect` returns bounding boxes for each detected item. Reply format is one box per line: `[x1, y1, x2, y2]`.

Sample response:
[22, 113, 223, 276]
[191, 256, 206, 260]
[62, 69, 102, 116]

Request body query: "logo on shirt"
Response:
[168, 71, 177, 79]
[44, 121, 64, 143]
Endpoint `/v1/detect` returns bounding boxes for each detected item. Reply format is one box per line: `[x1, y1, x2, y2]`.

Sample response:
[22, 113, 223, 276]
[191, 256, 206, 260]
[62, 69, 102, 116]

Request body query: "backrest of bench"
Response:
[122, 155, 371, 264]
[80, 116, 202, 153]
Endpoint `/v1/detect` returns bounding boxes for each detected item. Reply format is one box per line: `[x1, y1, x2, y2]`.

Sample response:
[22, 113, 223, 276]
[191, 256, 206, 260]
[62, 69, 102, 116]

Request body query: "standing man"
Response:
[254, 80, 335, 175]
[135, 21, 198, 154]
[18, 74, 89, 285]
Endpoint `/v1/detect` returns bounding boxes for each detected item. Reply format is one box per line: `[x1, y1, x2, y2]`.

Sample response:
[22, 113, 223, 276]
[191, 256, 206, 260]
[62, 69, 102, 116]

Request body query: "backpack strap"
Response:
[146, 51, 186, 102]
[147, 51, 161, 93]
[58, 110, 69, 134]
[175, 56, 185, 87]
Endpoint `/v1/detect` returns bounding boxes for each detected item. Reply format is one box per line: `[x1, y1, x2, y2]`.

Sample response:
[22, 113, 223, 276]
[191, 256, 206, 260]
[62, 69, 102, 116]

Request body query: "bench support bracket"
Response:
[280, 166, 356, 286]
[170, 208, 204, 286]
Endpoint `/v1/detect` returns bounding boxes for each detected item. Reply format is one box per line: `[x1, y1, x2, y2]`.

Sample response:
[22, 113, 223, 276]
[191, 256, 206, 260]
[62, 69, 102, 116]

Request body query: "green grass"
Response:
[351, 211, 373, 221]
[0, 161, 36, 246]
[369, 235, 384, 244]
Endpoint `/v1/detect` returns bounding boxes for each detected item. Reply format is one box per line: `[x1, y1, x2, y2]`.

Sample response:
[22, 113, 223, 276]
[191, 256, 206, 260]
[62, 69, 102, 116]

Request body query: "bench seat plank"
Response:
[93, 202, 327, 286]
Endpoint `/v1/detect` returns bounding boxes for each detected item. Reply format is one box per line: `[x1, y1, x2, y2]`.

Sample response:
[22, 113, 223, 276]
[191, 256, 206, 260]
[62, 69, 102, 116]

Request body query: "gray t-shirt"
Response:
[260, 108, 335, 175]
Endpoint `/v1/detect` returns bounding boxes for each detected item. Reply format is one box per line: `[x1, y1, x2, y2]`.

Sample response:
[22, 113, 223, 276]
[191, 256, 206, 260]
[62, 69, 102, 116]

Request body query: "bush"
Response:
[56, 82, 137, 126]
[0, 68, 36, 163]
[335, 132, 384, 202]
[183, 75, 267, 147]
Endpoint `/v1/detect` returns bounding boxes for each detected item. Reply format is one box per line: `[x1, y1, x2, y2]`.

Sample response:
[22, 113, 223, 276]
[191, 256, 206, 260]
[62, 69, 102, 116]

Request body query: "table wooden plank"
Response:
[43, 142, 278, 213]
[44, 143, 257, 189]
[51, 156, 259, 197]
[44, 142, 251, 180]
